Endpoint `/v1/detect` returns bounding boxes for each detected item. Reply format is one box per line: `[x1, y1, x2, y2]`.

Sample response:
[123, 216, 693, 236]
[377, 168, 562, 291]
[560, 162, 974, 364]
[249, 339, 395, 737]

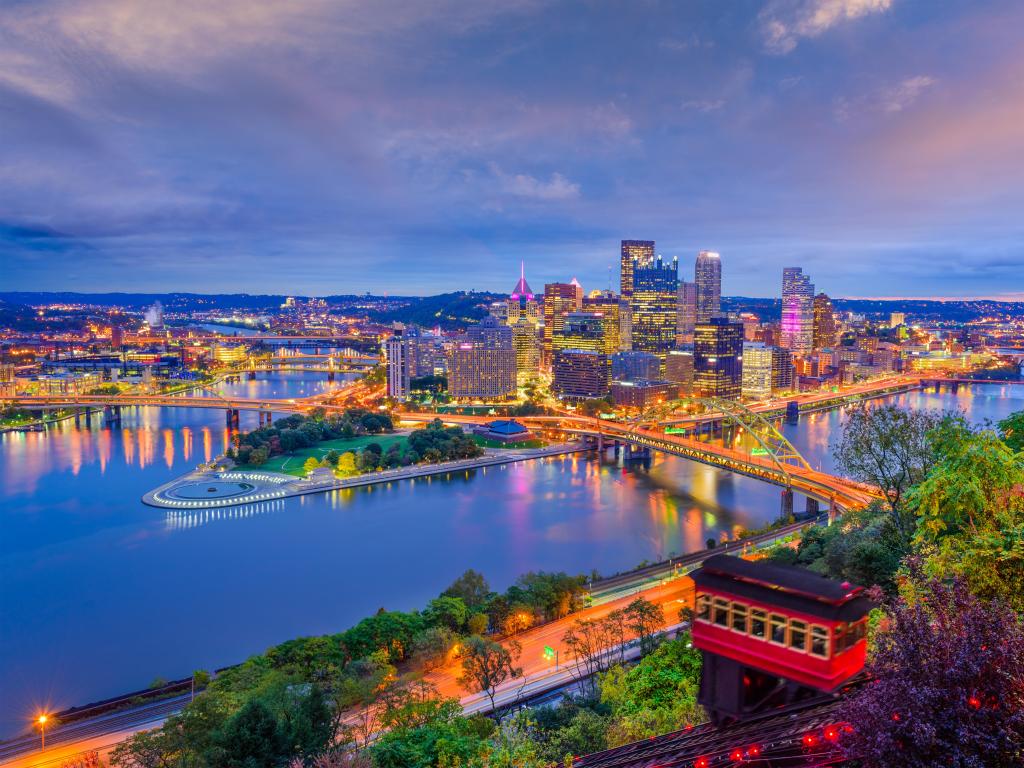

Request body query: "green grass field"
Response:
[234, 434, 408, 476]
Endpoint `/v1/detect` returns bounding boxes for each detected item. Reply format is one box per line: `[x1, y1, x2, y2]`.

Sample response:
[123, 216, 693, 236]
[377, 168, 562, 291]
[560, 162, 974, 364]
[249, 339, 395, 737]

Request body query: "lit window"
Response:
[789, 620, 807, 652]
[731, 603, 748, 633]
[713, 598, 730, 627]
[770, 614, 787, 645]
[696, 594, 711, 622]
[750, 609, 767, 639]
[810, 626, 829, 658]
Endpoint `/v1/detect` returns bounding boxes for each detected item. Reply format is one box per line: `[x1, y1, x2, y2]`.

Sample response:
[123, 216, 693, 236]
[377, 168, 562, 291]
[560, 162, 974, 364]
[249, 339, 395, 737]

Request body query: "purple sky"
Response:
[2, 0, 1023, 298]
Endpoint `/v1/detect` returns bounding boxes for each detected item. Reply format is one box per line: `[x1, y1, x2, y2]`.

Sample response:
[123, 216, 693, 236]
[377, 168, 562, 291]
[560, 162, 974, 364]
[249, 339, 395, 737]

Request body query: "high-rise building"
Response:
[385, 333, 412, 401]
[582, 291, 625, 352]
[447, 317, 517, 400]
[552, 312, 609, 355]
[510, 316, 541, 383]
[665, 349, 695, 395]
[889, 311, 906, 328]
[693, 317, 743, 399]
[741, 343, 773, 400]
[620, 240, 655, 299]
[542, 280, 584, 368]
[631, 256, 679, 361]
[612, 350, 662, 381]
[610, 379, 676, 409]
[771, 346, 795, 393]
[677, 280, 697, 344]
[781, 267, 815, 354]
[812, 293, 838, 350]
[694, 251, 721, 323]
[552, 349, 610, 401]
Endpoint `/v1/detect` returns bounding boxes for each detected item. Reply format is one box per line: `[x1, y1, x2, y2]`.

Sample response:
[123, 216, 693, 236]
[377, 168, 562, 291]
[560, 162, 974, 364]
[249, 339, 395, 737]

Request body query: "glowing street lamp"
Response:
[36, 714, 49, 751]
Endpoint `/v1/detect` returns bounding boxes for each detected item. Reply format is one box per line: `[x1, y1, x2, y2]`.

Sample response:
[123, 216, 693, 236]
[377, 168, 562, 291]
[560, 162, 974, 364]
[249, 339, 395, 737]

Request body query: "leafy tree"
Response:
[412, 626, 460, 670]
[249, 446, 269, 466]
[443, 568, 491, 610]
[340, 611, 424, 663]
[999, 409, 1024, 453]
[839, 571, 1024, 767]
[332, 654, 396, 748]
[303, 456, 320, 475]
[623, 597, 664, 655]
[279, 685, 333, 760]
[599, 636, 704, 747]
[909, 418, 1024, 610]
[832, 404, 944, 544]
[324, 449, 341, 466]
[467, 613, 489, 635]
[457, 635, 523, 711]
[336, 452, 357, 475]
[210, 699, 285, 768]
[423, 596, 469, 632]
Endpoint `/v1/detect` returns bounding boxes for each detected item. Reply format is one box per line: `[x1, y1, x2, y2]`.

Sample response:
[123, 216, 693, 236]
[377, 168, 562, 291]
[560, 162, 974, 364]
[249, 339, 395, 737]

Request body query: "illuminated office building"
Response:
[447, 317, 516, 400]
[664, 349, 695, 395]
[552, 312, 609, 355]
[695, 251, 721, 323]
[771, 346, 795, 392]
[741, 343, 773, 399]
[507, 262, 541, 325]
[510, 316, 541, 383]
[385, 333, 412, 400]
[812, 293, 838, 351]
[630, 256, 679, 361]
[552, 349, 610, 401]
[610, 379, 676, 409]
[582, 291, 625, 352]
[542, 280, 583, 367]
[612, 350, 661, 381]
[694, 317, 743, 399]
[620, 240, 655, 299]
[677, 280, 697, 344]
[781, 267, 815, 353]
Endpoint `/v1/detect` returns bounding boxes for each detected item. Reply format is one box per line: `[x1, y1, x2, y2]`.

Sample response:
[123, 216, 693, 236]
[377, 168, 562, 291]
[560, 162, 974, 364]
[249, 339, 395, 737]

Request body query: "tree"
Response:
[324, 449, 341, 466]
[999, 409, 1024, 453]
[337, 452, 357, 476]
[457, 635, 522, 711]
[832, 404, 943, 545]
[443, 568, 491, 610]
[624, 597, 665, 655]
[839, 571, 1024, 767]
[423, 596, 469, 632]
[412, 626, 460, 670]
[909, 418, 1024, 610]
[303, 456, 321, 475]
[249, 446, 269, 466]
[332, 654, 396, 748]
[279, 685, 333, 759]
[211, 699, 285, 768]
[599, 636, 704, 748]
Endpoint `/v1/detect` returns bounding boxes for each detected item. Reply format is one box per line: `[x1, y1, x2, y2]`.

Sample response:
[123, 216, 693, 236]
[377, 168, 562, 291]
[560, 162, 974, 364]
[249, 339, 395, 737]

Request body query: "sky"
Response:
[2, 0, 1023, 299]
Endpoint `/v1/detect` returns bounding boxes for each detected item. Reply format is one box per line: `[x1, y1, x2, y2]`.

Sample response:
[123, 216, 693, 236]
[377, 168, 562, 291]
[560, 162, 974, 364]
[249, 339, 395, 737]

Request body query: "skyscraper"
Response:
[812, 292, 838, 350]
[552, 349, 610, 401]
[620, 240, 655, 299]
[677, 280, 697, 344]
[510, 316, 541, 383]
[582, 291, 624, 352]
[693, 317, 743, 399]
[694, 251, 721, 323]
[447, 316, 516, 400]
[631, 256, 679, 361]
[542, 280, 583, 368]
[781, 267, 815, 353]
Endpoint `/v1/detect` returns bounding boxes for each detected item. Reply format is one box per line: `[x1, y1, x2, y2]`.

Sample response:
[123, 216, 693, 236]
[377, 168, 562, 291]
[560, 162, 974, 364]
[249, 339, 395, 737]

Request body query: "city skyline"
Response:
[2, 1, 1023, 297]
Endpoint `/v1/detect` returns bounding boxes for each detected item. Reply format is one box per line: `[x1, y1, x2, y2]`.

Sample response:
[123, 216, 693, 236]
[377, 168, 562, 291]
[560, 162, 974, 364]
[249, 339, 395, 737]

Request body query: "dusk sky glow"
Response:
[2, 0, 1023, 297]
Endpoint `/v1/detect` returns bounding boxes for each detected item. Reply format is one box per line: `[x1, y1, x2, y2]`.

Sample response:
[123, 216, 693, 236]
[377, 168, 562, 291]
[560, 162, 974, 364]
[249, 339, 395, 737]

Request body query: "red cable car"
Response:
[691, 554, 874, 724]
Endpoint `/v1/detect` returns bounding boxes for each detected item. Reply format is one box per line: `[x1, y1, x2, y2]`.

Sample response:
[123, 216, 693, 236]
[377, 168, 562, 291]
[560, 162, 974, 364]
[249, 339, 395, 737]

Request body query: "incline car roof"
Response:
[694, 554, 864, 605]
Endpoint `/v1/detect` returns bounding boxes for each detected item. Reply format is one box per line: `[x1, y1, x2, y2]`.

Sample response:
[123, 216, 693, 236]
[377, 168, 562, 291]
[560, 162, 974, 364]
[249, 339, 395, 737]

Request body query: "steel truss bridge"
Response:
[1, 392, 880, 511]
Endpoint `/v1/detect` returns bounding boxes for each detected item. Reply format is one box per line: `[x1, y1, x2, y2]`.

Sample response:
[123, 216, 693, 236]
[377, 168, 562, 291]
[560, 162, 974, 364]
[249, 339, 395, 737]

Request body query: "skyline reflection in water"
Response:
[0, 375, 1020, 735]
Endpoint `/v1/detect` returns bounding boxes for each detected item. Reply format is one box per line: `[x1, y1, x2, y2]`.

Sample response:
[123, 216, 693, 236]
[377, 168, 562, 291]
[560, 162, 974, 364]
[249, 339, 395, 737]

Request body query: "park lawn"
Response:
[234, 434, 408, 476]
[471, 435, 547, 450]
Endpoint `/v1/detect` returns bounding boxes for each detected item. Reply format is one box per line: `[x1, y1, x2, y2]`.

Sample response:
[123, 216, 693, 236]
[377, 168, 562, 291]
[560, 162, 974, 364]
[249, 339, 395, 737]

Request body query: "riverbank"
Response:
[142, 442, 590, 508]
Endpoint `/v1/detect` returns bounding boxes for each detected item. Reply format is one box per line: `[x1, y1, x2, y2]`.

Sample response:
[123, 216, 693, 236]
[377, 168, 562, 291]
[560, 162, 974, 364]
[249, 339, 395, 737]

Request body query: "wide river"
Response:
[1, 375, 1020, 734]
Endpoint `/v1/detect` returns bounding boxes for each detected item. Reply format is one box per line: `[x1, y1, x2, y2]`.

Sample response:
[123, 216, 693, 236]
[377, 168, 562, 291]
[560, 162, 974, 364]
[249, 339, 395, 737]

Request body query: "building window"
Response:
[789, 619, 807, 652]
[750, 609, 767, 639]
[713, 598, 730, 627]
[696, 594, 711, 622]
[770, 614, 787, 645]
[810, 626, 829, 658]
[731, 603, 748, 633]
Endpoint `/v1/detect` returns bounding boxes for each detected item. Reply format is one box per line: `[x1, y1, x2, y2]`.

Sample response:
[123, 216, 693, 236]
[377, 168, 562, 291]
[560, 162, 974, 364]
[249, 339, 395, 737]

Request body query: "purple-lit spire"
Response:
[510, 261, 534, 299]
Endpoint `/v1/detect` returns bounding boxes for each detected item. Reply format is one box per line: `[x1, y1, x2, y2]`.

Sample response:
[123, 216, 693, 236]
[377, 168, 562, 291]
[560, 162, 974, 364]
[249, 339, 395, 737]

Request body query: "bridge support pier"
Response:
[805, 498, 820, 516]
[785, 400, 800, 425]
[828, 498, 839, 525]
[248, 371, 257, 381]
[780, 488, 794, 518]
[226, 409, 240, 428]
[327, 370, 335, 382]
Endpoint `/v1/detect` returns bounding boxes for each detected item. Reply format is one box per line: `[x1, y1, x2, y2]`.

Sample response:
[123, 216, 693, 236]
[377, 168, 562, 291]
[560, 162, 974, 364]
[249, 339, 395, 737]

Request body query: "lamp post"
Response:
[37, 714, 48, 751]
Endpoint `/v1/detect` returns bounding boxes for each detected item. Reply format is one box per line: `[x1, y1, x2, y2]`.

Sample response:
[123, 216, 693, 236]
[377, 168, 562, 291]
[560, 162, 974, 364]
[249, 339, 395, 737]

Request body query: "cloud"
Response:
[489, 164, 580, 201]
[881, 75, 936, 113]
[761, 0, 892, 54]
[681, 99, 726, 114]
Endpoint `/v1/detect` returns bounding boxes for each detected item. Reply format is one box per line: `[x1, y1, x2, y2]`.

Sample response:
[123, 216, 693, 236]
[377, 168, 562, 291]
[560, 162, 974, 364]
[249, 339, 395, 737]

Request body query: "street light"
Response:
[37, 714, 49, 751]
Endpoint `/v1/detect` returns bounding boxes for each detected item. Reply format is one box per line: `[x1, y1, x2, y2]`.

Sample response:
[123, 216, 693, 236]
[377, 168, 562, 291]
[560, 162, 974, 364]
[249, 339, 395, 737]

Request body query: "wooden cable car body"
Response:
[691, 554, 874, 724]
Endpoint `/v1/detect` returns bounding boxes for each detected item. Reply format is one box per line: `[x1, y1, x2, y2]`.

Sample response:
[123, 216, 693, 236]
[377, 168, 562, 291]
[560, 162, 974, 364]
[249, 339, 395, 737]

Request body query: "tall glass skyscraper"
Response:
[677, 280, 697, 344]
[694, 317, 744, 399]
[631, 256, 679, 360]
[620, 240, 655, 299]
[781, 267, 815, 353]
[542, 280, 584, 368]
[695, 251, 721, 323]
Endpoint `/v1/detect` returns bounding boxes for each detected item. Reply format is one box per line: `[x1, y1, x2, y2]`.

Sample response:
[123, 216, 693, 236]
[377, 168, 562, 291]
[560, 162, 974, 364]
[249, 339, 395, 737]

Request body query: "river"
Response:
[0, 375, 1020, 734]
